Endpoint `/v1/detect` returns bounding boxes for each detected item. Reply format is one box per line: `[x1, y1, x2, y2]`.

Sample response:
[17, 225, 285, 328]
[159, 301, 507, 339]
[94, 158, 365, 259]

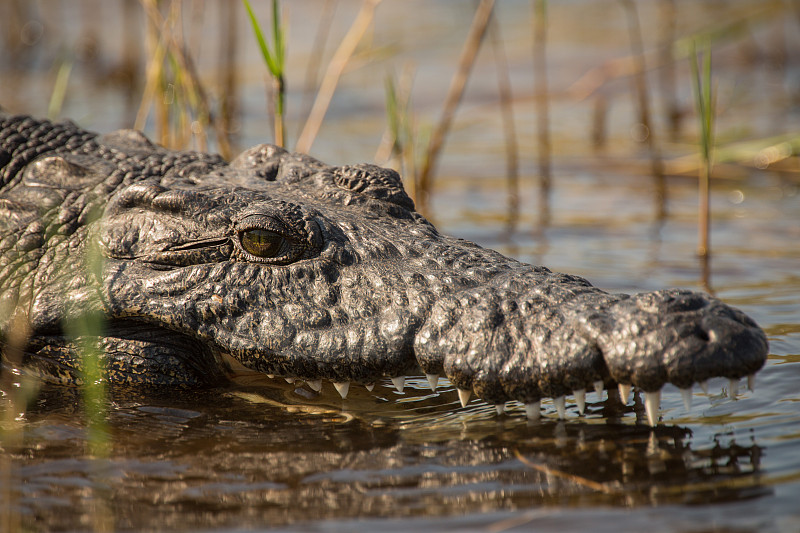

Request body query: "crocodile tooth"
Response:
[554, 396, 566, 419]
[495, 403, 506, 415]
[618, 384, 632, 404]
[267, 374, 275, 379]
[285, 377, 295, 384]
[644, 390, 661, 427]
[391, 376, 405, 392]
[574, 389, 586, 415]
[680, 386, 693, 411]
[699, 381, 709, 394]
[426, 374, 439, 392]
[728, 378, 739, 399]
[333, 381, 350, 399]
[365, 383, 375, 392]
[307, 379, 322, 392]
[457, 388, 472, 407]
[525, 401, 541, 421]
[594, 380, 604, 399]
[747, 374, 755, 392]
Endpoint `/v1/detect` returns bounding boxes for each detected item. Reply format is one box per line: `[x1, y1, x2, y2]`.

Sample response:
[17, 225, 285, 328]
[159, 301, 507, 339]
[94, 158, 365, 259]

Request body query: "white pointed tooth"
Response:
[574, 389, 586, 415]
[554, 396, 566, 419]
[495, 403, 506, 415]
[365, 383, 375, 392]
[680, 387, 693, 411]
[333, 381, 350, 399]
[644, 390, 661, 427]
[728, 378, 739, 399]
[594, 380, 604, 399]
[457, 388, 472, 408]
[267, 374, 275, 379]
[618, 384, 632, 404]
[285, 377, 295, 384]
[307, 379, 322, 392]
[699, 381, 709, 394]
[391, 376, 406, 392]
[525, 401, 541, 421]
[747, 374, 755, 392]
[426, 374, 440, 392]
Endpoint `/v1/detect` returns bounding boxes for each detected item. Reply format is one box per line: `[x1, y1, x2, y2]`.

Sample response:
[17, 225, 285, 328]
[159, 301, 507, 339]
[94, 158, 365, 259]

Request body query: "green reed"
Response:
[62, 215, 111, 459]
[137, 0, 232, 158]
[243, 0, 286, 147]
[47, 55, 74, 120]
[690, 38, 714, 259]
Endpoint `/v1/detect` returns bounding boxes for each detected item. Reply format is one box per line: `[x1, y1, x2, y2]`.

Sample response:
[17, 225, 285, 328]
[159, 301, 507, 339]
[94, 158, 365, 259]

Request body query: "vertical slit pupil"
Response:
[241, 229, 284, 258]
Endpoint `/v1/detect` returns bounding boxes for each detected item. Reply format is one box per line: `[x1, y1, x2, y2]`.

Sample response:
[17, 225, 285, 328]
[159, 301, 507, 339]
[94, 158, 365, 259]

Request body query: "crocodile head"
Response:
[0, 116, 768, 425]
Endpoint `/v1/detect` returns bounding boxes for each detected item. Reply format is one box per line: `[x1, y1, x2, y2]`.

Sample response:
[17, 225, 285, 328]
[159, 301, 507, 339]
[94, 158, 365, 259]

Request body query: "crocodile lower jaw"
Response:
[222, 351, 756, 427]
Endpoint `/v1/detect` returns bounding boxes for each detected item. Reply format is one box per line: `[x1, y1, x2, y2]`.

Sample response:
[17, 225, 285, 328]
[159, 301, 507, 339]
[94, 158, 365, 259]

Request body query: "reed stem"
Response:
[533, 0, 551, 229]
[621, 0, 666, 221]
[296, 0, 381, 154]
[690, 39, 715, 260]
[489, 11, 519, 233]
[417, 0, 495, 212]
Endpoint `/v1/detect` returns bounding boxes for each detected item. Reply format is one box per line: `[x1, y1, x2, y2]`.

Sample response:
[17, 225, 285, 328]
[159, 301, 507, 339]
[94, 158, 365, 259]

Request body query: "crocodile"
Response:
[0, 114, 768, 425]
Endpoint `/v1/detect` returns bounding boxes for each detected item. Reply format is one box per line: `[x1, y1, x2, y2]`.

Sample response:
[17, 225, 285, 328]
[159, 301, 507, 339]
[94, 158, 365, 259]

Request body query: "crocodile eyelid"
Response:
[232, 215, 306, 265]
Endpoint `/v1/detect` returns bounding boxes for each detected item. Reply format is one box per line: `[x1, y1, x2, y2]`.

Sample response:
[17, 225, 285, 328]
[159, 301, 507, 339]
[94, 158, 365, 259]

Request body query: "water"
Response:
[1, 1, 799, 531]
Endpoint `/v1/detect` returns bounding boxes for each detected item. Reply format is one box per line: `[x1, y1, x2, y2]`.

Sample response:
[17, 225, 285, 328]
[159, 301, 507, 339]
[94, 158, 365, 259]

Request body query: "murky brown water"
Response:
[2, 1, 799, 531]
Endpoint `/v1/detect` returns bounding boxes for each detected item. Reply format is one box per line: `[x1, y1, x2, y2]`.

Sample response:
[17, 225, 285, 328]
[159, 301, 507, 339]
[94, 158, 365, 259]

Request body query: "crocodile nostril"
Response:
[697, 329, 710, 342]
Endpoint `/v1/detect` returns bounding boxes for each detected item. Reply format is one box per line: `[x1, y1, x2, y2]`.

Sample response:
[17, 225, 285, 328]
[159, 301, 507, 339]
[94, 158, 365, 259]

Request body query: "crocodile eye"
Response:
[233, 211, 310, 265]
[239, 228, 285, 258]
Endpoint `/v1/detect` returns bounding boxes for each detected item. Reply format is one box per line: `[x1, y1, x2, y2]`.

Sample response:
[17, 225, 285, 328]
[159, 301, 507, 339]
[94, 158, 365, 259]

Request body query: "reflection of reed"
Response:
[9, 382, 768, 531]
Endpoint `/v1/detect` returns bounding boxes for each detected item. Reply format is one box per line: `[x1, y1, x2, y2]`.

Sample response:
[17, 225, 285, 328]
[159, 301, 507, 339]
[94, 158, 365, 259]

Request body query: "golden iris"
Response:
[240, 229, 284, 258]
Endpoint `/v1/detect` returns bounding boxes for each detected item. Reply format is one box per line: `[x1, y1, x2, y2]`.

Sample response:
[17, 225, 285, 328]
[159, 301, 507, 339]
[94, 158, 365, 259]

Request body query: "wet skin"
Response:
[0, 114, 768, 425]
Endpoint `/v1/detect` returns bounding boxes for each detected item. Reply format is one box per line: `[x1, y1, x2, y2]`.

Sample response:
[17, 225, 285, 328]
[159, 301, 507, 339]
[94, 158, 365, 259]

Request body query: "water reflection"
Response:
[1, 381, 769, 531]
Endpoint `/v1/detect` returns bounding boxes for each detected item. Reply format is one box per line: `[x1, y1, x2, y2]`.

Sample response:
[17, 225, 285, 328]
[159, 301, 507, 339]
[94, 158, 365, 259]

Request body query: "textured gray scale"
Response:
[0, 114, 768, 421]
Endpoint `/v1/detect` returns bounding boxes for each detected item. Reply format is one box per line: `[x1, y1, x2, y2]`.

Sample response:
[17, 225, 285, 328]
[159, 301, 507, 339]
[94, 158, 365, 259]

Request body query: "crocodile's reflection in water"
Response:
[5, 381, 768, 531]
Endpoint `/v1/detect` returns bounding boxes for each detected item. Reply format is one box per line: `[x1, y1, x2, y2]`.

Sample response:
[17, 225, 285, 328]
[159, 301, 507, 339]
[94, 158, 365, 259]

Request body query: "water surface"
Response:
[1, 1, 799, 531]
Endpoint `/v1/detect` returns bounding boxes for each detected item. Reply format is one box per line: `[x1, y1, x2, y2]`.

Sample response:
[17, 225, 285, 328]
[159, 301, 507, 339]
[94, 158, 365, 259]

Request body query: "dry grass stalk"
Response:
[296, 0, 382, 154]
[136, 0, 232, 157]
[417, 0, 495, 212]
[658, 0, 681, 142]
[489, 12, 519, 233]
[620, 0, 666, 221]
[219, 0, 240, 146]
[302, 0, 338, 119]
[533, 0, 550, 228]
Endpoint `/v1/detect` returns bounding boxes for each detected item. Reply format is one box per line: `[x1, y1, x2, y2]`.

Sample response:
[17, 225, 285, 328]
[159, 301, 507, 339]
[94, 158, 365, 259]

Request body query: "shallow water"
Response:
[2, 1, 799, 531]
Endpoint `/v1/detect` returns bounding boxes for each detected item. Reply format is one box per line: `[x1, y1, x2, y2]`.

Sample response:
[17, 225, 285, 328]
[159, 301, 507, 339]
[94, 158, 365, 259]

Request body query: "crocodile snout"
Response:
[411, 277, 767, 425]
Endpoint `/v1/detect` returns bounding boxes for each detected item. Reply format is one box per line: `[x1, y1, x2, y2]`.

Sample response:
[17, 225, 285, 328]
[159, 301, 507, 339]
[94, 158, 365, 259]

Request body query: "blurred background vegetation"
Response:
[1, 5, 799, 530]
[1, 0, 798, 229]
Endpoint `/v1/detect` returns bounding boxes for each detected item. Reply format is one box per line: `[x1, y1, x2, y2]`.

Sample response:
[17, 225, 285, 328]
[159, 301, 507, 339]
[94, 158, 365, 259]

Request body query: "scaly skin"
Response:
[0, 115, 768, 424]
